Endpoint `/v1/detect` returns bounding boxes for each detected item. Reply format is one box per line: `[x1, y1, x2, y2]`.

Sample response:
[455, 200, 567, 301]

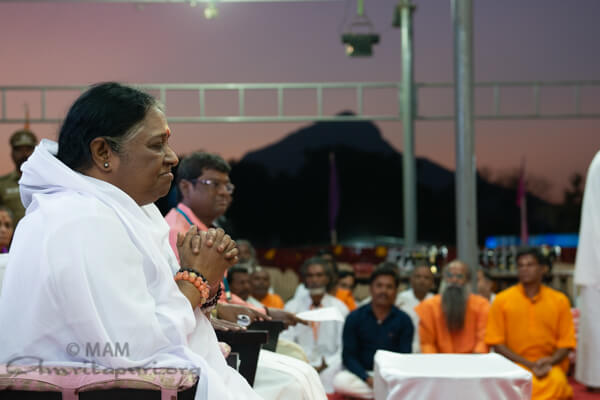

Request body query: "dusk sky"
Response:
[1, 0, 599, 203]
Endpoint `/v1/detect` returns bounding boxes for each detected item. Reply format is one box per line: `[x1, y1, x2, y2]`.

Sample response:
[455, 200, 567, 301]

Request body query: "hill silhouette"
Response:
[225, 116, 559, 247]
[243, 111, 396, 176]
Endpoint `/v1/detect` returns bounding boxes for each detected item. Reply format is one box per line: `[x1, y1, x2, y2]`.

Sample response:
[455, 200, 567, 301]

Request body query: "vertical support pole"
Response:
[159, 87, 167, 110]
[493, 86, 500, 116]
[357, 85, 363, 116]
[400, 0, 417, 248]
[533, 84, 540, 116]
[199, 88, 205, 118]
[277, 87, 284, 117]
[239, 88, 245, 117]
[41, 89, 46, 120]
[452, 0, 478, 287]
[317, 86, 323, 118]
[574, 85, 580, 116]
[1, 89, 6, 121]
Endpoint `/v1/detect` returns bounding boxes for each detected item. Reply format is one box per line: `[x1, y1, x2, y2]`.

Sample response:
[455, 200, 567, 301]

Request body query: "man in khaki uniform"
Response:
[0, 129, 37, 224]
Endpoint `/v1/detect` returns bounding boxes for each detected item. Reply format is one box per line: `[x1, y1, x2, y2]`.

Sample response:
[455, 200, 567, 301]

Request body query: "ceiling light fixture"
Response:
[341, 0, 379, 57]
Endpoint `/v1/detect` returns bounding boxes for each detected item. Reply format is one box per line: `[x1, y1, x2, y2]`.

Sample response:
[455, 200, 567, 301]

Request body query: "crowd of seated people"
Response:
[222, 243, 574, 400]
[0, 83, 578, 400]
[243, 247, 571, 400]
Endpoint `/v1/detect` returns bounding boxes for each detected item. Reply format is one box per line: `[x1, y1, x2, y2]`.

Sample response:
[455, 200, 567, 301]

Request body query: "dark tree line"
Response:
[224, 146, 583, 247]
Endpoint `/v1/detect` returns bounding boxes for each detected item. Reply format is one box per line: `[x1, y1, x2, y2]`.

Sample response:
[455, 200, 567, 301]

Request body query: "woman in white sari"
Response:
[0, 83, 260, 399]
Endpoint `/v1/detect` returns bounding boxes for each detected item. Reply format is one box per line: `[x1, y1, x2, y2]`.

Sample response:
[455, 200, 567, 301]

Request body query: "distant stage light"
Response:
[341, 33, 379, 57]
[204, 3, 219, 19]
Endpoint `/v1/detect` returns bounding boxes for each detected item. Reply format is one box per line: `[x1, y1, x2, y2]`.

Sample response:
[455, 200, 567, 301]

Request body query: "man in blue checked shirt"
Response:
[332, 265, 413, 399]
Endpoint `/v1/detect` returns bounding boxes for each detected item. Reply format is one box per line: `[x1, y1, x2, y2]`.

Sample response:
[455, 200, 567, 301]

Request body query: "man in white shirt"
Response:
[282, 257, 349, 393]
[395, 264, 435, 353]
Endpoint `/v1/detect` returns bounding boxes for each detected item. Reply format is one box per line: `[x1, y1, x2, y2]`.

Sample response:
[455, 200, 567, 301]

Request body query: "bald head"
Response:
[444, 260, 470, 287]
[410, 265, 434, 300]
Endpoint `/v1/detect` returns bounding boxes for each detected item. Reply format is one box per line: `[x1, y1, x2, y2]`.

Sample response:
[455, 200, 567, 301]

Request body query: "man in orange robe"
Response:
[485, 248, 576, 400]
[415, 260, 490, 353]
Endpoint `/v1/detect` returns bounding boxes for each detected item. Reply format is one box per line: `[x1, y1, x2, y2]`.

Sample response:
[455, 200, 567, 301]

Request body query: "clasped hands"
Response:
[530, 357, 553, 379]
[176, 226, 308, 331]
[176, 226, 237, 294]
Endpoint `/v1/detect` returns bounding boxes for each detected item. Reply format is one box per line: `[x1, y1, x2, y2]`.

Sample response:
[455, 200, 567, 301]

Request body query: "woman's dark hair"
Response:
[57, 82, 160, 171]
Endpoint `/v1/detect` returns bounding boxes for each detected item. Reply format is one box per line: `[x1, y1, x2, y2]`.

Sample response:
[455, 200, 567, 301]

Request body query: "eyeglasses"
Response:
[191, 178, 235, 194]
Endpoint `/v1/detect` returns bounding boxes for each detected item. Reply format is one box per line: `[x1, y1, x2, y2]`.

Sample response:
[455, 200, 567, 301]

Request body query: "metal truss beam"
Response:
[2, 80, 599, 124]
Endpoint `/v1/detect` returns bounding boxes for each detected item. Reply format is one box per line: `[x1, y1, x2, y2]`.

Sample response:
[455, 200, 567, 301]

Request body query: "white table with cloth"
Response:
[373, 351, 532, 400]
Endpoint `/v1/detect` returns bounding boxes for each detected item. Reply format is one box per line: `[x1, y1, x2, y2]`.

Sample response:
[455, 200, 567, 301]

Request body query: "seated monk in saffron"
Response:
[485, 247, 576, 400]
[415, 260, 490, 354]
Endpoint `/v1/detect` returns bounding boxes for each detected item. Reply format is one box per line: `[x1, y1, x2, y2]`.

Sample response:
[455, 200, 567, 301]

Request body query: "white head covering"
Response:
[575, 150, 600, 288]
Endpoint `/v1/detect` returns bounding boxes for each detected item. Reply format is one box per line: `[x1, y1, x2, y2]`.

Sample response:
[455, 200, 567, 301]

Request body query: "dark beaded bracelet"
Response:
[200, 283, 223, 311]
